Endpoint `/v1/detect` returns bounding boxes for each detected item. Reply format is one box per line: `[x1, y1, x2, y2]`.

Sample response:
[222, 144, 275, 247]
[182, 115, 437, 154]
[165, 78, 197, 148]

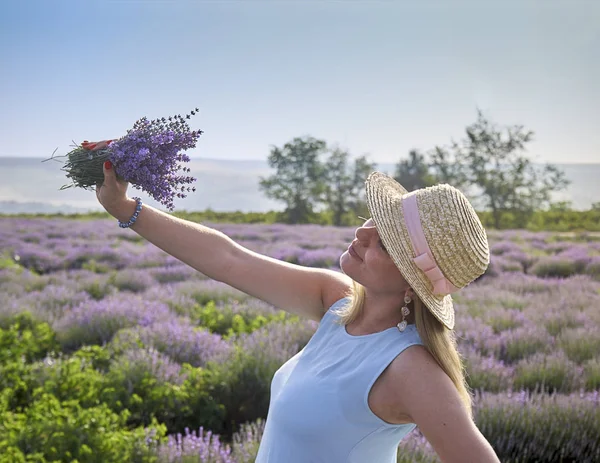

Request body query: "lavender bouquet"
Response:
[46, 109, 202, 211]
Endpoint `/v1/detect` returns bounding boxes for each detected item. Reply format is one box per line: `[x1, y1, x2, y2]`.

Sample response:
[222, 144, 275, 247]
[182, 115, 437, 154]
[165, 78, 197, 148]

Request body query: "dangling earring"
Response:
[397, 293, 412, 332]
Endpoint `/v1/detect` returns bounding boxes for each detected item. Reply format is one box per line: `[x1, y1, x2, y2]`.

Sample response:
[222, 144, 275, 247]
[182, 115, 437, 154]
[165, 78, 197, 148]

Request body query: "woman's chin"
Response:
[339, 252, 355, 273]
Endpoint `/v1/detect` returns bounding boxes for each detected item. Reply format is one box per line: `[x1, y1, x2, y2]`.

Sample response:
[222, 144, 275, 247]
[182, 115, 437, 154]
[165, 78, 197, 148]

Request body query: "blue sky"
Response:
[1, 0, 598, 164]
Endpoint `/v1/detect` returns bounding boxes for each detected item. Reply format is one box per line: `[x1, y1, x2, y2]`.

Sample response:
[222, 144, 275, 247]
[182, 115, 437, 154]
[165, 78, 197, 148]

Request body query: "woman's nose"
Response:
[355, 227, 369, 243]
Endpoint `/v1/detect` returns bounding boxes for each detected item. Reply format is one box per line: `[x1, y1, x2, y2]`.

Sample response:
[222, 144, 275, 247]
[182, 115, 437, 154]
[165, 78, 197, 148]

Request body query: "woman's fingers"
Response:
[81, 139, 115, 151]
[102, 160, 118, 187]
[95, 181, 103, 202]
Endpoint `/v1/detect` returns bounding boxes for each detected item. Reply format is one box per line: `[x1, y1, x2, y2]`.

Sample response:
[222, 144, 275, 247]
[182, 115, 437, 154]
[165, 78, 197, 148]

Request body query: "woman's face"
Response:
[340, 218, 408, 294]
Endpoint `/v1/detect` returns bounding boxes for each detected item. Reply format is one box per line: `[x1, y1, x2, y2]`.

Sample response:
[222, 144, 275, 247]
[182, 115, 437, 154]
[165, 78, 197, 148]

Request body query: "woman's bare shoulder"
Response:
[321, 272, 354, 312]
[384, 346, 501, 462]
[385, 344, 444, 395]
[369, 344, 433, 423]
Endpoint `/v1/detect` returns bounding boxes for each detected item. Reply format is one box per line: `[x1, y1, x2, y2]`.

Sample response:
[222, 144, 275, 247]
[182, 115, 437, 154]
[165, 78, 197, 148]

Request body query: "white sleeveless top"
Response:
[255, 297, 425, 462]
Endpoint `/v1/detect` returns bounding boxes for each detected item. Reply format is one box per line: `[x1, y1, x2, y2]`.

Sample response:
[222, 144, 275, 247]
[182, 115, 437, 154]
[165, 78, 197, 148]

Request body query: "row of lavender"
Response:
[3, 219, 600, 279]
[1, 218, 599, 462]
[4, 271, 599, 395]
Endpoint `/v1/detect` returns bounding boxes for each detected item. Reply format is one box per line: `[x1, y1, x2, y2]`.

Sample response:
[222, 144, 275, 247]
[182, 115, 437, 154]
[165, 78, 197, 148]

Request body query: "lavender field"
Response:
[1, 217, 600, 462]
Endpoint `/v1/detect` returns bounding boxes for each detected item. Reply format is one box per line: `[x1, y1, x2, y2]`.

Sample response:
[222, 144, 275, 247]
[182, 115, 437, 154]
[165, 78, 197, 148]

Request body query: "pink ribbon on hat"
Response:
[402, 194, 459, 296]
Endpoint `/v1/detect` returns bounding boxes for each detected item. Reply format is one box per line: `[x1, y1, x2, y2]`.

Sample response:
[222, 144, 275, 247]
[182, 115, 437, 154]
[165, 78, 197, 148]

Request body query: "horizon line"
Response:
[0, 156, 599, 166]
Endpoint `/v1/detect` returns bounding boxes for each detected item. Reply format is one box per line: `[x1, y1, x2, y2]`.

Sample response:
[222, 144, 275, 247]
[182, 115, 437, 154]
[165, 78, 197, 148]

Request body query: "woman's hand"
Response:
[82, 140, 131, 217]
[95, 160, 131, 217]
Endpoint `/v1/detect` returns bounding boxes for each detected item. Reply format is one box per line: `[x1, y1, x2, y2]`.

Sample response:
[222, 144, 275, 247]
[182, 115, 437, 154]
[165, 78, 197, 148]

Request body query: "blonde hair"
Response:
[334, 280, 474, 421]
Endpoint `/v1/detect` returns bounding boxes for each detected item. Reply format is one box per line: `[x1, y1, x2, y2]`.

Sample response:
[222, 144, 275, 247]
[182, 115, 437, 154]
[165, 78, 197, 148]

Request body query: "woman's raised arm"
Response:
[96, 158, 352, 320]
[97, 159, 235, 283]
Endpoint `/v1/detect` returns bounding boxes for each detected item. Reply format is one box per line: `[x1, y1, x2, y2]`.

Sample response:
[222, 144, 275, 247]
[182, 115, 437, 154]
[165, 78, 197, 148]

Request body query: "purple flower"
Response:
[491, 240, 522, 256]
[231, 420, 265, 463]
[397, 428, 439, 462]
[148, 265, 197, 284]
[112, 347, 187, 385]
[473, 390, 600, 459]
[156, 427, 235, 463]
[107, 113, 201, 211]
[18, 284, 92, 323]
[112, 268, 156, 293]
[460, 344, 515, 392]
[513, 350, 584, 393]
[234, 319, 318, 364]
[296, 247, 342, 268]
[137, 319, 232, 367]
[53, 295, 172, 351]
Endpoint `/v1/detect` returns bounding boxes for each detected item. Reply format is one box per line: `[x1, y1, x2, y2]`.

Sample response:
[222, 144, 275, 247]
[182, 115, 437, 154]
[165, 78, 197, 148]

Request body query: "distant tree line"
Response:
[7, 110, 595, 230]
[7, 206, 600, 232]
[258, 110, 572, 228]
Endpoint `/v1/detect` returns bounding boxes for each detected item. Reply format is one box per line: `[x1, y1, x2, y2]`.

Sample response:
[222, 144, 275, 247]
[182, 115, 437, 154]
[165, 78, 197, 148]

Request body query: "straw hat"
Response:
[364, 171, 490, 330]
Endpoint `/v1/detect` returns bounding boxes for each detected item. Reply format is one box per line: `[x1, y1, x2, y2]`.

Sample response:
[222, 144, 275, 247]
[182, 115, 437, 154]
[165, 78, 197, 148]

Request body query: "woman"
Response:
[90, 140, 500, 462]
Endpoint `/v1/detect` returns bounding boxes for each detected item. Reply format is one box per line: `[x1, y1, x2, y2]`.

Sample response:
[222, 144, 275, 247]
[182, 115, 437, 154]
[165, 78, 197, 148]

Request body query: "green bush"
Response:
[0, 252, 21, 271]
[465, 364, 513, 394]
[190, 300, 290, 338]
[0, 313, 58, 364]
[103, 353, 224, 434]
[0, 314, 59, 411]
[530, 258, 577, 278]
[73, 345, 114, 372]
[30, 354, 105, 409]
[498, 331, 551, 365]
[81, 258, 114, 273]
[0, 393, 165, 463]
[83, 278, 116, 300]
[205, 348, 275, 438]
[0, 358, 35, 412]
[513, 352, 582, 394]
[525, 209, 600, 232]
[203, 319, 315, 438]
[557, 327, 600, 364]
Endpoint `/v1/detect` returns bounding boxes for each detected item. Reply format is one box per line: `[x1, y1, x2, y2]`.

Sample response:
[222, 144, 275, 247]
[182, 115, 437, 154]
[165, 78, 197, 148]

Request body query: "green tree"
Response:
[548, 201, 573, 212]
[432, 110, 570, 228]
[393, 149, 438, 191]
[258, 137, 328, 224]
[427, 145, 470, 190]
[322, 148, 376, 226]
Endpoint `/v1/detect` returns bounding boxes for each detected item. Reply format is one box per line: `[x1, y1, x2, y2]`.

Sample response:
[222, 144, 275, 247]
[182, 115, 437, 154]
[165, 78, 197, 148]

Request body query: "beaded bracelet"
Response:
[118, 197, 143, 228]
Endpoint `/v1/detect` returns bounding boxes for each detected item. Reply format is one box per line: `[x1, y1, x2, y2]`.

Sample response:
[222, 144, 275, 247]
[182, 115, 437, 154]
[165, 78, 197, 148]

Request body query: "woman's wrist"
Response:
[111, 198, 138, 223]
[118, 197, 142, 228]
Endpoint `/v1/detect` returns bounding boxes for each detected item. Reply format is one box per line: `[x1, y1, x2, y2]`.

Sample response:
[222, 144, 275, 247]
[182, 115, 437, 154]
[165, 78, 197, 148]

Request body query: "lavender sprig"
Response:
[46, 109, 202, 211]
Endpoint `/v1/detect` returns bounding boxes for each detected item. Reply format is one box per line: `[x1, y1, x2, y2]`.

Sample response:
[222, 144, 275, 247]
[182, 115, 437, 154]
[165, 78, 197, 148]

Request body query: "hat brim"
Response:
[364, 172, 455, 330]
